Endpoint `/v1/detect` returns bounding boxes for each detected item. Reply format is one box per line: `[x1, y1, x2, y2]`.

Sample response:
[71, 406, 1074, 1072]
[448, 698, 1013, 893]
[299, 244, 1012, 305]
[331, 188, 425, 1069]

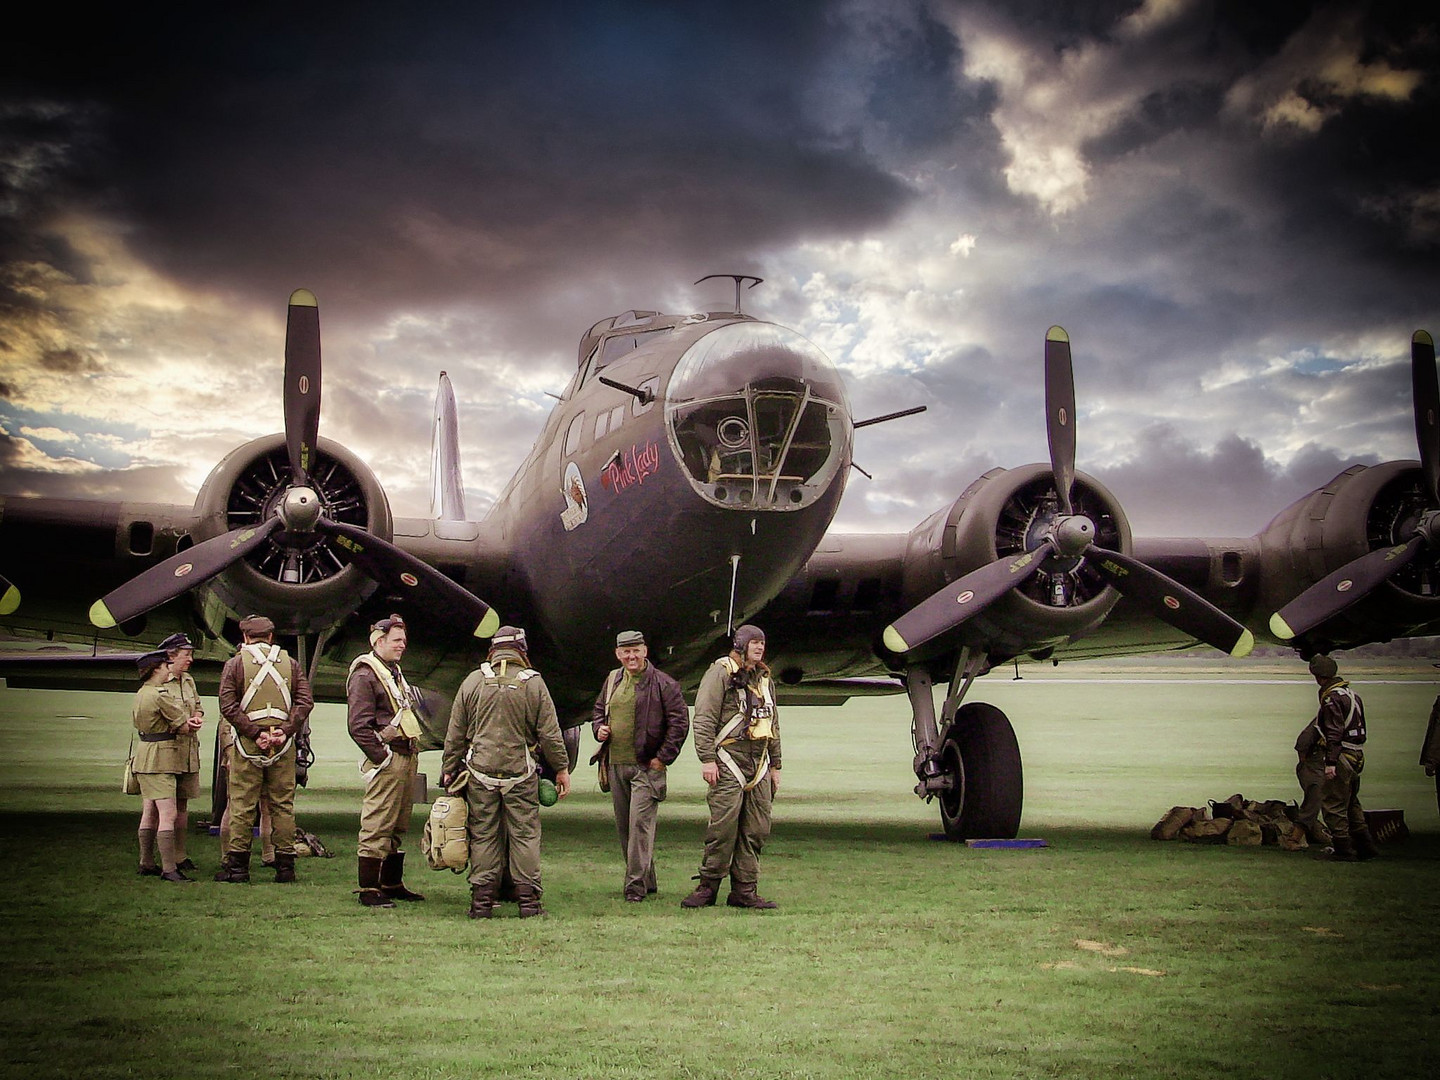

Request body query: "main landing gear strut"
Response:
[908, 647, 1023, 840]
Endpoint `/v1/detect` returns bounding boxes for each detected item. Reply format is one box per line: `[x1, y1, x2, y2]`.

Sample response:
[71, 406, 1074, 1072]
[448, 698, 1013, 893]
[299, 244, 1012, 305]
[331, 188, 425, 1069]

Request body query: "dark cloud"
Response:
[2, 1, 945, 332]
[0, 433, 190, 502]
[1093, 423, 1378, 535]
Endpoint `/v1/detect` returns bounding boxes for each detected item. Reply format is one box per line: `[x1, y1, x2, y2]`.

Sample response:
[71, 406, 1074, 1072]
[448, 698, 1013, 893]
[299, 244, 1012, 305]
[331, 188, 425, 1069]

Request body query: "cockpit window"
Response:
[598, 326, 672, 369]
[666, 322, 850, 511]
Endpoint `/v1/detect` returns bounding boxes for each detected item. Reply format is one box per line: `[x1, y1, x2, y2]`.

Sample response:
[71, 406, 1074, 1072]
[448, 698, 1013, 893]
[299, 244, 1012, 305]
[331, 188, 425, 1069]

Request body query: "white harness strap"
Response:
[464, 662, 539, 791]
[239, 643, 292, 724]
[713, 659, 771, 791]
[233, 735, 294, 767]
[359, 747, 394, 783]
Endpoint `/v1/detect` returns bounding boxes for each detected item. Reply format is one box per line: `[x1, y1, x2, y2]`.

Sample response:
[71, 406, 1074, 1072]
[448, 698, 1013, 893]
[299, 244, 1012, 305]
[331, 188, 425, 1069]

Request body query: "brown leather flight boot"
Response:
[680, 876, 721, 908]
[357, 855, 396, 907]
[725, 882, 778, 909]
[380, 852, 425, 901]
[468, 883, 496, 919]
[273, 852, 297, 883]
[213, 852, 250, 883]
[516, 884, 547, 918]
[1353, 829, 1381, 861]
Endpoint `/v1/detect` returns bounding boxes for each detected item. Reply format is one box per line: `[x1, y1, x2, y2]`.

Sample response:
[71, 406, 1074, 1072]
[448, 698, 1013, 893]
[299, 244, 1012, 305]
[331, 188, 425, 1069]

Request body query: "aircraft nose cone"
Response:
[667, 321, 852, 511]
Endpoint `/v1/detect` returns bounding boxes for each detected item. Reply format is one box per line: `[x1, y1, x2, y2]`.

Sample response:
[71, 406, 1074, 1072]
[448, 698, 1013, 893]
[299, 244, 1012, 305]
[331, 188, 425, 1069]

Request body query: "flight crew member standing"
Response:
[216, 614, 313, 884]
[441, 626, 571, 919]
[591, 629, 690, 901]
[1292, 708, 1334, 847]
[347, 614, 426, 907]
[1421, 691, 1440, 816]
[132, 648, 204, 882]
[160, 633, 204, 871]
[1307, 654, 1378, 861]
[682, 624, 782, 910]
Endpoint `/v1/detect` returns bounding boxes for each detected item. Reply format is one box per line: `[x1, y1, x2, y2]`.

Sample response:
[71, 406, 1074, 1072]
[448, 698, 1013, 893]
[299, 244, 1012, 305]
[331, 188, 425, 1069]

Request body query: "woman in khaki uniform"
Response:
[132, 648, 204, 882]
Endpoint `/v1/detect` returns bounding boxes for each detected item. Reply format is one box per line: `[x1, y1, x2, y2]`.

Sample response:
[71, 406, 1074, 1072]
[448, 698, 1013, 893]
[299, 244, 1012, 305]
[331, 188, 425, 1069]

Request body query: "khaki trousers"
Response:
[1295, 747, 1332, 844]
[225, 746, 296, 856]
[357, 751, 417, 860]
[466, 773, 542, 894]
[1320, 750, 1366, 844]
[609, 762, 666, 895]
[698, 743, 772, 886]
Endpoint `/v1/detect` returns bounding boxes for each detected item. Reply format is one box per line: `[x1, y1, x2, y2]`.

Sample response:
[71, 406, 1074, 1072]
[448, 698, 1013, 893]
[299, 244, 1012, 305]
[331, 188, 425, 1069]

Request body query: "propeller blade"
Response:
[1085, 546, 1254, 656]
[316, 517, 501, 639]
[90, 517, 283, 628]
[883, 541, 1054, 653]
[1044, 326, 1077, 517]
[1269, 534, 1425, 641]
[284, 288, 322, 486]
[1413, 329, 1438, 505]
[0, 572, 19, 615]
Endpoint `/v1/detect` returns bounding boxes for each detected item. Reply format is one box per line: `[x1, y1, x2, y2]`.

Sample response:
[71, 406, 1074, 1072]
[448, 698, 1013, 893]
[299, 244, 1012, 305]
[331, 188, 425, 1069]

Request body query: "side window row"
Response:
[562, 377, 661, 458]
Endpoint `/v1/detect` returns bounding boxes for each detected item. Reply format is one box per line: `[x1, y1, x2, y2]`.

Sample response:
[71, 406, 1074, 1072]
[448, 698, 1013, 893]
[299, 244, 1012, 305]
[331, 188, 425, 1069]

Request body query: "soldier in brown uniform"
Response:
[1421, 692, 1440, 816]
[1307, 654, 1378, 862]
[159, 633, 204, 871]
[215, 615, 313, 883]
[132, 648, 204, 882]
[441, 626, 571, 919]
[347, 614, 426, 908]
[591, 629, 689, 901]
[681, 624, 782, 910]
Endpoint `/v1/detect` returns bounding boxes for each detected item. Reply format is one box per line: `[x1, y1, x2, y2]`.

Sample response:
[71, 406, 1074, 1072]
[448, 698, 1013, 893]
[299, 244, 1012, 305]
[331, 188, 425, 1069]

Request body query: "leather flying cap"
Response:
[158, 632, 194, 652]
[491, 625, 528, 651]
[616, 629, 645, 648]
[238, 614, 275, 635]
[1308, 654, 1338, 679]
[732, 624, 765, 654]
[136, 648, 170, 674]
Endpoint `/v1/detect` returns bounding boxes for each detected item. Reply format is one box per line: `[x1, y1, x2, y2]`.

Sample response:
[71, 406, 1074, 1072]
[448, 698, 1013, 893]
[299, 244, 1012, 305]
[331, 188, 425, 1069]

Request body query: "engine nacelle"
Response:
[899, 463, 1132, 658]
[188, 434, 392, 635]
[1258, 459, 1440, 647]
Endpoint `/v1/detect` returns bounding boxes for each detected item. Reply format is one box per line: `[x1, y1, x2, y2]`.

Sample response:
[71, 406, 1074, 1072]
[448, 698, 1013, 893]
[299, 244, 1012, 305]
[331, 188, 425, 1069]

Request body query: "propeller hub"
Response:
[1417, 507, 1440, 546]
[279, 485, 322, 533]
[1050, 514, 1095, 558]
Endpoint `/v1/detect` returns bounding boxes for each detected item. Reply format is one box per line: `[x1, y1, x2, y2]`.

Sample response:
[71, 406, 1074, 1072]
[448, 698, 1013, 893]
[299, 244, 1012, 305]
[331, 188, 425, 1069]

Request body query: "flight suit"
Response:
[217, 643, 313, 875]
[1292, 719, 1333, 845]
[1422, 694, 1440, 816]
[347, 654, 421, 863]
[690, 658, 782, 899]
[1314, 678, 1371, 858]
[442, 649, 568, 911]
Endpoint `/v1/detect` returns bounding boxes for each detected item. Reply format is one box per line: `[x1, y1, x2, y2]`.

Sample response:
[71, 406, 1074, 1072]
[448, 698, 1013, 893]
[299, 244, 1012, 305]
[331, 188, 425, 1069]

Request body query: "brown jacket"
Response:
[347, 660, 417, 764]
[590, 663, 690, 766]
[217, 649, 313, 740]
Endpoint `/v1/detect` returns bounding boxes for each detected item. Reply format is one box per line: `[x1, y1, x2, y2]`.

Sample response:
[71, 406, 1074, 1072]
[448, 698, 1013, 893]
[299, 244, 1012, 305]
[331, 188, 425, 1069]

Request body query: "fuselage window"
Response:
[564, 412, 585, 457]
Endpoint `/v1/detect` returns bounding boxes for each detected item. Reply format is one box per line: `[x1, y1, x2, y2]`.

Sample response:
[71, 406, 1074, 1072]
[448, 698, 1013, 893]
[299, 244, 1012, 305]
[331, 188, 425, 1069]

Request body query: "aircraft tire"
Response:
[939, 702, 1023, 840]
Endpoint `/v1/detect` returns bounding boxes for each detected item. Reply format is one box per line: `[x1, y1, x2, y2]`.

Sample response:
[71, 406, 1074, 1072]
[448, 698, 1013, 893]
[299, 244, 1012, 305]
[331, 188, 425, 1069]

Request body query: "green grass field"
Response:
[2, 664, 1437, 1079]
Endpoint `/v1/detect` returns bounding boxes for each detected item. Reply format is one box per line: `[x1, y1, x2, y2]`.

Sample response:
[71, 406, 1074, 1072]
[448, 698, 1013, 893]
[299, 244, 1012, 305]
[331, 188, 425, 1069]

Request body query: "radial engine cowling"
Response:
[898, 463, 1132, 658]
[188, 434, 391, 635]
[1259, 460, 1440, 647]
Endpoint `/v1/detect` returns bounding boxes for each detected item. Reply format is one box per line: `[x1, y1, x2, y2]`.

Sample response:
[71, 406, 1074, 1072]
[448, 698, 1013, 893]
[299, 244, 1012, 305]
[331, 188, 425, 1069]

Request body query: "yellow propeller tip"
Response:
[1416, 329, 1434, 347]
[1230, 629, 1255, 658]
[1268, 613, 1295, 641]
[0, 585, 19, 616]
[882, 626, 910, 653]
[89, 599, 117, 629]
[476, 609, 502, 639]
[1046, 325, 1069, 343]
[288, 288, 318, 308]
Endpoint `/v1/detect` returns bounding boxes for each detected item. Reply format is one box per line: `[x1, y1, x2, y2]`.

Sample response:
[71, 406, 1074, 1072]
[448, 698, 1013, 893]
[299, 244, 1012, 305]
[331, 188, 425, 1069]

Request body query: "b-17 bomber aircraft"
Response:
[1, 279, 1437, 839]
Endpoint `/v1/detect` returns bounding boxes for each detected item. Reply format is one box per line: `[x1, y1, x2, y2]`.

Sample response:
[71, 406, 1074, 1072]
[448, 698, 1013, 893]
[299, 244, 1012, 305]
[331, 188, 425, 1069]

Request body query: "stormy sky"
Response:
[2, 0, 1437, 538]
